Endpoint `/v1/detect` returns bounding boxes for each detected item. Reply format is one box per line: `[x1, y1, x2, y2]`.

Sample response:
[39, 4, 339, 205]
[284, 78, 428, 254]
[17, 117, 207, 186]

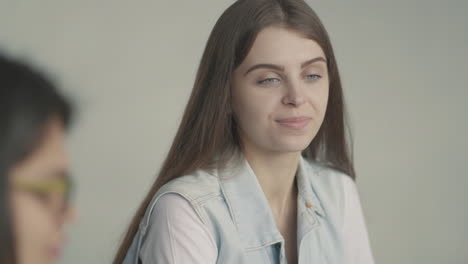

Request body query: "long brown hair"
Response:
[113, 0, 354, 262]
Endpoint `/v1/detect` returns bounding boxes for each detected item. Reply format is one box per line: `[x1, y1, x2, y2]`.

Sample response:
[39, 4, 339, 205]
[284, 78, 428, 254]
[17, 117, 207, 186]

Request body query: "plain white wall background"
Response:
[1, 0, 467, 263]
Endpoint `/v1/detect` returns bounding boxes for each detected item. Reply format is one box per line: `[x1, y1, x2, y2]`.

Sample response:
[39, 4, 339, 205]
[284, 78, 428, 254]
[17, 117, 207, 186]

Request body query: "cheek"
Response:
[308, 83, 329, 117]
[319, 88, 329, 115]
[232, 89, 277, 130]
[12, 196, 56, 259]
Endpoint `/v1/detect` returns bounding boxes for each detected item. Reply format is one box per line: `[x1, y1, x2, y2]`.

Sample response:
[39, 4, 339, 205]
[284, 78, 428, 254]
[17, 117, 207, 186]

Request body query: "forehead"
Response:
[10, 118, 68, 182]
[241, 26, 326, 67]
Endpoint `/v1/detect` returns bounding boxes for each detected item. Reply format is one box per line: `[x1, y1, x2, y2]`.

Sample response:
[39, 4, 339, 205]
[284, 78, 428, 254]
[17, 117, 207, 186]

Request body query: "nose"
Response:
[58, 205, 78, 225]
[63, 205, 79, 225]
[281, 80, 306, 107]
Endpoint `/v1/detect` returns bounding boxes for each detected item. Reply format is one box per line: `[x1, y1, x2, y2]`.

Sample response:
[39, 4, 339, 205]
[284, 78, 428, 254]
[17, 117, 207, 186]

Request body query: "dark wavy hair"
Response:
[114, 0, 354, 262]
[0, 53, 73, 264]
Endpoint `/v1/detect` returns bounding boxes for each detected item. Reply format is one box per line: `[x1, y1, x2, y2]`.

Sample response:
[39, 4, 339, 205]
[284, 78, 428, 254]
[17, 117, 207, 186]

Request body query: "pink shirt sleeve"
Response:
[139, 193, 218, 263]
[342, 176, 375, 264]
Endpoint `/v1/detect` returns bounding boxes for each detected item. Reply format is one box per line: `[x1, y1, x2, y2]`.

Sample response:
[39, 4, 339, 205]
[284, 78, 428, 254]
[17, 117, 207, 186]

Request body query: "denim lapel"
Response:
[218, 156, 327, 250]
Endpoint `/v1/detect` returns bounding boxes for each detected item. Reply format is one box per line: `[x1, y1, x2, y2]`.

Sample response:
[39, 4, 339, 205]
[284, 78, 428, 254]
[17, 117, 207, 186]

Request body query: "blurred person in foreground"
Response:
[0, 53, 76, 264]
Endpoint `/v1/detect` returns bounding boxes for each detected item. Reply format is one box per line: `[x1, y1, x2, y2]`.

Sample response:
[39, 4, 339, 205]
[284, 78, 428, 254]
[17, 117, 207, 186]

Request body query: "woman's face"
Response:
[232, 26, 329, 155]
[9, 117, 75, 264]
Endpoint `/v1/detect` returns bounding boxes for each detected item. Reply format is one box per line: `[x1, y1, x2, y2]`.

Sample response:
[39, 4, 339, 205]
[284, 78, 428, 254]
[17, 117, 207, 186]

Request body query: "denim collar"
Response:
[218, 155, 325, 250]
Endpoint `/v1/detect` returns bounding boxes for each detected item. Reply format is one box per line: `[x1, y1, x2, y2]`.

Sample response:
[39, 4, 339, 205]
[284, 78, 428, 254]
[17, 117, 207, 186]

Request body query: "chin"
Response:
[271, 137, 313, 153]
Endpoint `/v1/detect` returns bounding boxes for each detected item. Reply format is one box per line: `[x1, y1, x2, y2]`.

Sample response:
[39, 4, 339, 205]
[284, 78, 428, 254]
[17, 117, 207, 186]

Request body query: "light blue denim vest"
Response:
[123, 156, 347, 263]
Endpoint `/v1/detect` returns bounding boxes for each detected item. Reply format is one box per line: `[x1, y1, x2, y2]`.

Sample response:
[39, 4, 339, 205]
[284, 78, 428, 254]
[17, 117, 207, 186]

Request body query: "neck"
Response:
[242, 145, 300, 215]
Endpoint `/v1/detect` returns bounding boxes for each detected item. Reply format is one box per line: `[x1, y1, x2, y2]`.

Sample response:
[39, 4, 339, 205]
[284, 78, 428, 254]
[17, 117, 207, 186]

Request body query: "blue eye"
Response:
[257, 78, 281, 85]
[305, 74, 321, 80]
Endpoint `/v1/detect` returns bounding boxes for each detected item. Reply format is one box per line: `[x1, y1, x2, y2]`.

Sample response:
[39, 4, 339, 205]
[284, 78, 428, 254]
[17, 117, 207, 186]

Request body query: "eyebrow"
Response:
[244, 56, 327, 76]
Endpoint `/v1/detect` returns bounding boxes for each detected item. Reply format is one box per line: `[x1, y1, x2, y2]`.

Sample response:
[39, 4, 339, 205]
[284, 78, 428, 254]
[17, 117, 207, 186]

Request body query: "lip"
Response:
[50, 240, 66, 259]
[276, 116, 312, 130]
[50, 246, 63, 259]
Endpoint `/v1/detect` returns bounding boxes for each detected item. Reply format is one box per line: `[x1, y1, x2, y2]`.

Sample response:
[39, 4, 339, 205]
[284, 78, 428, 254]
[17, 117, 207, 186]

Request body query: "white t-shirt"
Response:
[139, 175, 374, 263]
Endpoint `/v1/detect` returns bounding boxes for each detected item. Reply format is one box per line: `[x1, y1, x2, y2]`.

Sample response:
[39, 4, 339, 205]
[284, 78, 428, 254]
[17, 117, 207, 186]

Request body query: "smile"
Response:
[275, 117, 312, 130]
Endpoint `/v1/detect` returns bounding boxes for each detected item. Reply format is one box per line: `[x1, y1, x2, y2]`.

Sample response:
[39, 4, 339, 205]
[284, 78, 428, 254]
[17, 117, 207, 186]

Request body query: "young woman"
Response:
[115, 0, 374, 263]
[0, 54, 76, 264]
